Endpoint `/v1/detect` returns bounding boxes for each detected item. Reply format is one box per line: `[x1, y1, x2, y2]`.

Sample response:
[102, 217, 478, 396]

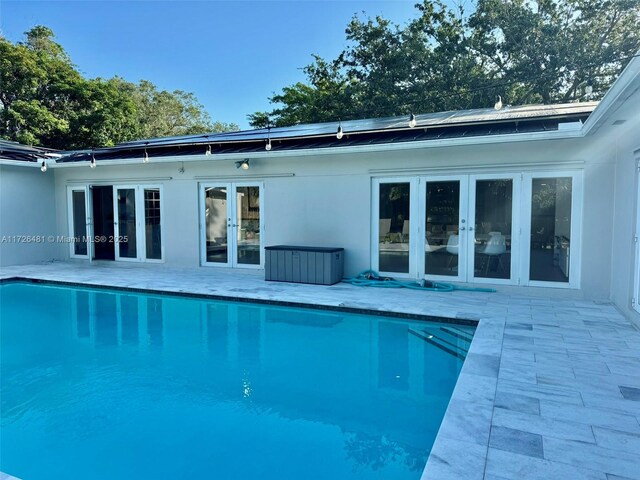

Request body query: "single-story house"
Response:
[1, 54, 639, 325]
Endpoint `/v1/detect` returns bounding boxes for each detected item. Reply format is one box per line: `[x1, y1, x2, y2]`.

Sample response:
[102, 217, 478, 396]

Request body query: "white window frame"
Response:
[113, 184, 165, 263]
[113, 184, 140, 262]
[467, 173, 521, 286]
[140, 185, 165, 264]
[199, 182, 265, 269]
[370, 169, 583, 289]
[418, 174, 469, 282]
[66, 185, 92, 260]
[67, 183, 164, 263]
[371, 177, 418, 278]
[521, 171, 583, 289]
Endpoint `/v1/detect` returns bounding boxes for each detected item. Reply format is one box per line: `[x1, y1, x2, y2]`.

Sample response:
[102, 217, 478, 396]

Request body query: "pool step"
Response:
[440, 326, 474, 343]
[408, 327, 468, 360]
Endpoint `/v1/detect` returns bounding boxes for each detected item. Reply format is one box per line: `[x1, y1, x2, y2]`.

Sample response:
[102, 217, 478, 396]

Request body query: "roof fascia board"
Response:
[52, 128, 583, 169]
[582, 53, 640, 136]
[0, 159, 41, 168]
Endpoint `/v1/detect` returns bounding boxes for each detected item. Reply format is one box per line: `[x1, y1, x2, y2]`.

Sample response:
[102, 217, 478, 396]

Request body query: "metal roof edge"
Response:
[51, 128, 584, 169]
[0, 159, 44, 168]
[582, 52, 640, 136]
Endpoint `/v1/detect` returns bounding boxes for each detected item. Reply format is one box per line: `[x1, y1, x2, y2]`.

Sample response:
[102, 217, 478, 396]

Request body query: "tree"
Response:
[0, 26, 237, 149]
[249, 0, 640, 127]
[130, 80, 237, 139]
[0, 26, 80, 147]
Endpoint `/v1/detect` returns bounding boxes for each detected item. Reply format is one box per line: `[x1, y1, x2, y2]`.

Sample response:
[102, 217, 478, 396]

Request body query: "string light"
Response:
[90, 153, 97, 169]
[143, 149, 150, 163]
[494, 95, 503, 110]
[206, 144, 212, 156]
[265, 127, 272, 151]
[336, 122, 344, 139]
[40, 160, 47, 172]
[236, 159, 250, 170]
[409, 113, 417, 128]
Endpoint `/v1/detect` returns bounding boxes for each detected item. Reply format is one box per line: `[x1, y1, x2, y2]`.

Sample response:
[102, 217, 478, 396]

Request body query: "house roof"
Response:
[56, 102, 597, 164]
[0, 140, 59, 162]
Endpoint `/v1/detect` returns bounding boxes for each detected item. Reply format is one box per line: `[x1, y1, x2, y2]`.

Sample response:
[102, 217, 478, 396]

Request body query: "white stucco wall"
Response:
[46, 134, 618, 299]
[607, 127, 640, 324]
[0, 164, 59, 266]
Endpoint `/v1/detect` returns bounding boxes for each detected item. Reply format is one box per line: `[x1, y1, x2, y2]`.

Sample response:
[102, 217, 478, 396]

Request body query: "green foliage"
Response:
[0, 26, 237, 149]
[249, 0, 640, 127]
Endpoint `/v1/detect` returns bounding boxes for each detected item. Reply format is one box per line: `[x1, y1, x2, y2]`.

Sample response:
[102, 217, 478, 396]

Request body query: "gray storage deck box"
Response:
[265, 245, 344, 285]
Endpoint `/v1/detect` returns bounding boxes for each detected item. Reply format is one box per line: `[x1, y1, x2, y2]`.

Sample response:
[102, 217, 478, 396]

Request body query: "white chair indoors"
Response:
[379, 218, 391, 243]
[479, 232, 507, 274]
[400, 219, 410, 243]
[446, 234, 459, 269]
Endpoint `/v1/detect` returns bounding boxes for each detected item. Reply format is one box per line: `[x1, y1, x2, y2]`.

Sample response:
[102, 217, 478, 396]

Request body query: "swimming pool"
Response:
[0, 280, 474, 480]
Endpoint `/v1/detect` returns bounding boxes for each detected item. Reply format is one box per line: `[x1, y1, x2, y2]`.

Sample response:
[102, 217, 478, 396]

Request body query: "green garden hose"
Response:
[342, 270, 496, 293]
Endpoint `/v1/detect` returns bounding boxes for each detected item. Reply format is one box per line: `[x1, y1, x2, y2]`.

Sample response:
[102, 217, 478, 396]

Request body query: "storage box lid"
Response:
[265, 245, 344, 253]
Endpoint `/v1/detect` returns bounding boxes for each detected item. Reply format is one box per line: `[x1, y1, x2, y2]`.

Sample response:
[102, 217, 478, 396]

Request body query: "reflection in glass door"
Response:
[423, 178, 467, 280]
[67, 186, 91, 258]
[522, 172, 581, 287]
[144, 188, 162, 260]
[377, 181, 412, 274]
[114, 187, 138, 260]
[235, 186, 261, 266]
[201, 183, 263, 268]
[529, 177, 572, 282]
[203, 186, 229, 264]
[111, 185, 163, 262]
[469, 177, 516, 282]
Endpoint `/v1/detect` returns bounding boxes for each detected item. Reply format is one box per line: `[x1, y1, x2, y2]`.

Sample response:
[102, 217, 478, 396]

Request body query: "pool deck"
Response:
[1, 261, 640, 480]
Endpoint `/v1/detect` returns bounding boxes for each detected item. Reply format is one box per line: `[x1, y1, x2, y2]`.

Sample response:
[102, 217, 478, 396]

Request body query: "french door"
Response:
[200, 182, 264, 268]
[373, 171, 580, 287]
[67, 186, 92, 259]
[113, 185, 163, 262]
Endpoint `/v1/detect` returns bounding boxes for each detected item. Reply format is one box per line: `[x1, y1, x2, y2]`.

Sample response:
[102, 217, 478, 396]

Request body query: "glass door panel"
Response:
[472, 179, 513, 280]
[204, 186, 229, 264]
[378, 182, 411, 274]
[144, 188, 162, 260]
[115, 187, 138, 260]
[202, 183, 263, 268]
[425, 180, 462, 277]
[235, 186, 261, 266]
[71, 190, 88, 256]
[529, 177, 572, 282]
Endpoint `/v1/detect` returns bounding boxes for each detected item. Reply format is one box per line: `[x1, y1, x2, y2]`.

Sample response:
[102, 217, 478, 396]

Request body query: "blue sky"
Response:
[1, 0, 420, 129]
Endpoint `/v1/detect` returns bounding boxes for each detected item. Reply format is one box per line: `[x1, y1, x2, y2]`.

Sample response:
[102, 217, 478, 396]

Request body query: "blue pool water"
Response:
[0, 281, 474, 480]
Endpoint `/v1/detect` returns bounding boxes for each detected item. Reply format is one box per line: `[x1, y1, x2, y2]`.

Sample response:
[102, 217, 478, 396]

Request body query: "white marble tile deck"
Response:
[1, 260, 639, 480]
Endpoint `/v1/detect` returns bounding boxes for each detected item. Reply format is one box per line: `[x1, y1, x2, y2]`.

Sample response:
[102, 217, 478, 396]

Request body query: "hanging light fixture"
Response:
[336, 121, 344, 139]
[40, 160, 47, 172]
[206, 144, 212, 156]
[265, 127, 272, 151]
[494, 95, 503, 110]
[236, 159, 250, 170]
[143, 148, 150, 163]
[90, 153, 97, 169]
[409, 113, 417, 128]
